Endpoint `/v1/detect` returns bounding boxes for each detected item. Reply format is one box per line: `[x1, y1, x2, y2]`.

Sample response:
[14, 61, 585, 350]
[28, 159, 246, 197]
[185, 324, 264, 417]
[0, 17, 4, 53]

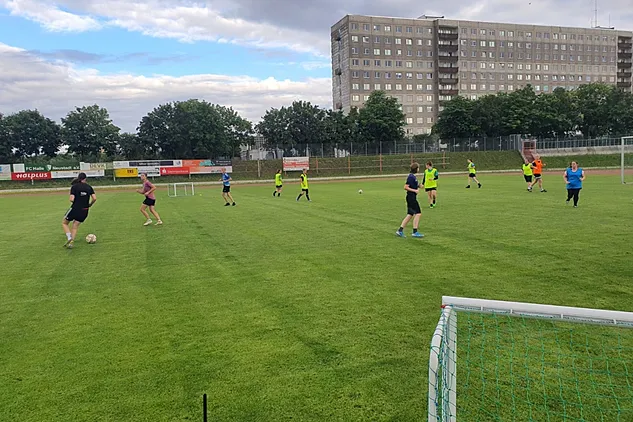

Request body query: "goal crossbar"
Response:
[429, 296, 633, 422]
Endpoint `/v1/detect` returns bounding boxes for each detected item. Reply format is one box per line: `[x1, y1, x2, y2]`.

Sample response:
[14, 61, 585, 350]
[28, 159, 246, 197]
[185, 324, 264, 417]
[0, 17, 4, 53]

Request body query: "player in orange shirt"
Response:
[528, 155, 547, 192]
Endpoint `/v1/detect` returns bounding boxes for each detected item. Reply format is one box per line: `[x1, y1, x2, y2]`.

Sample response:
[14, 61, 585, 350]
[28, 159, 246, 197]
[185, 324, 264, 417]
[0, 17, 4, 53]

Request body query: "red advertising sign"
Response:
[11, 172, 52, 181]
[160, 167, 190, 176]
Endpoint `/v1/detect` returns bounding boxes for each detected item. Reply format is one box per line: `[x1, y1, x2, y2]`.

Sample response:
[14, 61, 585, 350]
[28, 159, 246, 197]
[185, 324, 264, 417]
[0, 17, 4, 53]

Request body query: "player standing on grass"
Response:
[564, 161, 585, 208]
[62, 172, 96, 249]
[423, 161, 439, 208]
[296, 168, 311, 202]
[273, 169, 283, 197]
[528, 155, 547, 192]
[138, 173, 163, 226]
[221, 168, 236, 206]
[522, 159, 533, 190]
[466, 159, 482, 188]
[396, 163, 424, 238]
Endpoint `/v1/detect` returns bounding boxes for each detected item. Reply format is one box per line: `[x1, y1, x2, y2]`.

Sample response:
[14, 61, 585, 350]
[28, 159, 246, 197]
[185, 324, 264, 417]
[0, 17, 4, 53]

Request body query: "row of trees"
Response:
[434, 83, 633, 139]
[0, 100, 255, 163]
[1, 82, 631, 163]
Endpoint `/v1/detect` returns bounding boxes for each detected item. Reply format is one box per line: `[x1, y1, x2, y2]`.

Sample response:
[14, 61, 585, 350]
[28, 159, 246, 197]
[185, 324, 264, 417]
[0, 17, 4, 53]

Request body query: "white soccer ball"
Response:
[85, 234, 97, 244]
[358, 189, 363, 194]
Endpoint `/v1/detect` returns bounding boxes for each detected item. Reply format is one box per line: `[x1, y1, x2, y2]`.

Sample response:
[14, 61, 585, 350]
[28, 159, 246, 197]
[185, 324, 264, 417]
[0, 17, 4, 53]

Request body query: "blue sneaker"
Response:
[395, 231, 405, 238]
[412, 232, 424, 238]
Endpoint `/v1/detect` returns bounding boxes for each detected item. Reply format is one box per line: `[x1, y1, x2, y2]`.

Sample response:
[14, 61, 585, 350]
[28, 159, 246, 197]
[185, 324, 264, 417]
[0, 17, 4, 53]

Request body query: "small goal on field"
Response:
[168, 182, 195, 197]
[621, 136, 633, 184]
[429, 296, 633, 422]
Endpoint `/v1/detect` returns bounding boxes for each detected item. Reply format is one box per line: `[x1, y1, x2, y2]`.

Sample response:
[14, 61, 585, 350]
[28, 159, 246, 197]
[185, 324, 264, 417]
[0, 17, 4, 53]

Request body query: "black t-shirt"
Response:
[70, 183, 94, 209]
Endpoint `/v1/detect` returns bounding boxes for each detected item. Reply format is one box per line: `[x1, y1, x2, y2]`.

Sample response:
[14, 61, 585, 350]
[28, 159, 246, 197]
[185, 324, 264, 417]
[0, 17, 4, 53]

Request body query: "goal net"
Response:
[429, 296, 633, 422]
[621, 136, 633, 184]
[168, 182, 195, 197]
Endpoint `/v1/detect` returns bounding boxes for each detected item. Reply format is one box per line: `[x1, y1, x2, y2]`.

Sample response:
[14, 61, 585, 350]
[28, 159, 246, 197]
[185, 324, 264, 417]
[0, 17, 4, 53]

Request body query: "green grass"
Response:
[1, 174, 632, 421]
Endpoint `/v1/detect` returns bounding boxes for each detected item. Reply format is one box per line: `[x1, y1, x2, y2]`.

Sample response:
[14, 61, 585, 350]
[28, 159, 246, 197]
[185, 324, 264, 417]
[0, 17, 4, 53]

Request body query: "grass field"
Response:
[1, 173, 632, 421]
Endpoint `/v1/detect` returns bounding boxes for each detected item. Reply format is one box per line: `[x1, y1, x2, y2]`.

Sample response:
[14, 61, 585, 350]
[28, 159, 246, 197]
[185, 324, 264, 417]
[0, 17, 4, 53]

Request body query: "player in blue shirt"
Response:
[396, 162, 424, 238]
[564, 161, 585, 208]
[220, 168, 236, 206]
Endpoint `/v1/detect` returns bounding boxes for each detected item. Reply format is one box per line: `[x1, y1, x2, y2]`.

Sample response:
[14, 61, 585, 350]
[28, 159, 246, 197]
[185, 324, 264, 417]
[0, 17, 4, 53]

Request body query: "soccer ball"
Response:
[358, 189, 363, 194]
[85, 234, 97, 244]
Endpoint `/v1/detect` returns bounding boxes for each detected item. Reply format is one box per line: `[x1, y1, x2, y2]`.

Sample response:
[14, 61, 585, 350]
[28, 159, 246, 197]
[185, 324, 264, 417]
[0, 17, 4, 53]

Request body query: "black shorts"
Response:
[425, 187, 437, 192]
[223, 186, 231, 193]
[406, 196, 421, 215]
[143, 198, 156, 206]
[469, 173, 477, 178]
[302, 188, 309, 193]
[533, 173, 542, 179]
[65, 207, 89, 223]
[275, 185, 283, 189]
[524, 175, 533, 182]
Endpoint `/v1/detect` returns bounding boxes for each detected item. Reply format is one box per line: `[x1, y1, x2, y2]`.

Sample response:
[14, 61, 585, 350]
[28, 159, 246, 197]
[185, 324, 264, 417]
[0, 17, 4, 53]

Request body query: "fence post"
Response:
[316, 157, 319, 175]
[321, 143, 324, 158]
[348, 154, 351, 175]
[380, 153, 383, 174]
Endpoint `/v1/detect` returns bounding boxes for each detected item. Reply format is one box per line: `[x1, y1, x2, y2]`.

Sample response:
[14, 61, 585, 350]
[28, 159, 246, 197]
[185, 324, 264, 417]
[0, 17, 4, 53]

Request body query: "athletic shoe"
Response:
[63, 238, 72, 248]
[465, 185, 471, 188]
[66, 240, 74, 249]
[574, 205, 578, 208]
[430, 204, 435, 208]
[566, 200, 570, 205]
[232, 203, 236, 206]
[155, 220, 163, 225]
[412, 232, 425, 238]
[478, 183, 482, 188]
[224, 203, 230, 206]
[395, 231, 405, 238]
[143, 219, 152, 226]
[541, 189, 547, 192]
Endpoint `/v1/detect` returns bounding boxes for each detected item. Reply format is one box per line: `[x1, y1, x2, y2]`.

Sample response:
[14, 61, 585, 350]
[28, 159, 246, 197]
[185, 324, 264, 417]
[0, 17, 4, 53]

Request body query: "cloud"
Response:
[4, 0, 101, 31]
[0, 42, 332, 132]
[29, 49, 197, 65]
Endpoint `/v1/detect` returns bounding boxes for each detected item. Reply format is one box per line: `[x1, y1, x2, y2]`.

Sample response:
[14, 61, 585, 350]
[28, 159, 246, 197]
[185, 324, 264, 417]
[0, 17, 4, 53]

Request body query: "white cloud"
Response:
[4, 0, 101, 32]
[0, 43, 332, 131]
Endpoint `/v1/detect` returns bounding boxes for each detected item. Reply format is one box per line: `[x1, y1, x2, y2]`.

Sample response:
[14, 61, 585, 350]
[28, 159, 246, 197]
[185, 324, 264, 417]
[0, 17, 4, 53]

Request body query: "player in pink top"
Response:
[138, 173, 163, 226]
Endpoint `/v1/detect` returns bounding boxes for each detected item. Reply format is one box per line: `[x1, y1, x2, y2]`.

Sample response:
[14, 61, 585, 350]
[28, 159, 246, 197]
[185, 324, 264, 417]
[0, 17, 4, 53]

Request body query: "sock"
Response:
[66, 232, 72, 240]
[413, 228, 418, 233]
[273, 191, 276, 196]
[306, 194, 311, 201]
[398, 227, 403, 232]
[433, 199, 436, 204]
[297, 194, 302, 200]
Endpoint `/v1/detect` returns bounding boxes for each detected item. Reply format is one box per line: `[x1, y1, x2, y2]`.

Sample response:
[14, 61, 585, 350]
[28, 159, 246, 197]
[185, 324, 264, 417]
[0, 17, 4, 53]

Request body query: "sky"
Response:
[0, 0, 632, 132]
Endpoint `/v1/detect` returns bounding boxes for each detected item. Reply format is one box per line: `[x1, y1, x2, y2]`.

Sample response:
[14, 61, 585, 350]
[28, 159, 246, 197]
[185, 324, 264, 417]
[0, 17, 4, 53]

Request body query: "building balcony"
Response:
[618, 42, 633, 49]
[618, 71, 632, 78]
[438, 44, 458, 53]
[438, 66, 459, 73]
[617, 81, 632, 88]
[439, 89, 459, 95]
[438, 33, 459, 41]
[618, 52, 633, 59]
[440, 78, 459, 84]
[438, 55, 459, 63]
[618, 62, 632, 68]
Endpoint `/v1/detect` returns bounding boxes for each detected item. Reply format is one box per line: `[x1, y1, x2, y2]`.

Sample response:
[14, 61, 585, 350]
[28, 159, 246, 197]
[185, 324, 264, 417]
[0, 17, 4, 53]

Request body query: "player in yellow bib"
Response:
[522, 159, 533, 190]
[466, 158, 481, 188]
[296, 168, 311, 202]
[422, 161, 439, 208]
[273, 169, 283, 197]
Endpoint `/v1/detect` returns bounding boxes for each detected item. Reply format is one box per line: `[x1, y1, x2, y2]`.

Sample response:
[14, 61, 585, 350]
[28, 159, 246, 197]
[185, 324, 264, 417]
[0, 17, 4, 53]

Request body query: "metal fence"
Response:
[240, 136, 629, 160]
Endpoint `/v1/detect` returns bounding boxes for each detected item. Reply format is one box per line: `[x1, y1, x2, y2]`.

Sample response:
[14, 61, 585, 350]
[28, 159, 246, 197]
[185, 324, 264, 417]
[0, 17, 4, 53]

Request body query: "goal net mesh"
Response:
[430, 309, 633, 421]
[622, 136, 633, 184]
[168, 182, 195, 197]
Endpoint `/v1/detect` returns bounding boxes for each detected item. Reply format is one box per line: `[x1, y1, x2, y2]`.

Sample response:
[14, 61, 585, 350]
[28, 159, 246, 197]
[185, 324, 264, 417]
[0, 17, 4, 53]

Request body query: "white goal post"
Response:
[622, 136, 633, 184]
[429, 296, 633, 422]
[168, 182, 195, 197]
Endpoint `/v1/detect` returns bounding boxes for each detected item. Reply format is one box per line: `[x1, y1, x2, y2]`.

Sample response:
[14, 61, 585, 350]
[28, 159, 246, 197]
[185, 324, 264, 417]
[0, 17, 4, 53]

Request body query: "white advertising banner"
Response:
[0, 164, 11, 180]
[137, 166, 161, 177]
[283, 157, 310, 171]
[80, 162, 110, 171]
[113, 160, 182, 169]
[51, 170, 105, 179]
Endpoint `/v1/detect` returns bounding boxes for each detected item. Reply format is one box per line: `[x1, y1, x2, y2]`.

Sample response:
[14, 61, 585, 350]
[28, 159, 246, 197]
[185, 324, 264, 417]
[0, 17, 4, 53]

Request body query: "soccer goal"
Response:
[168, 182, 195, 197]
[429, 296, 633, 422]
[621, 136, 633, 184]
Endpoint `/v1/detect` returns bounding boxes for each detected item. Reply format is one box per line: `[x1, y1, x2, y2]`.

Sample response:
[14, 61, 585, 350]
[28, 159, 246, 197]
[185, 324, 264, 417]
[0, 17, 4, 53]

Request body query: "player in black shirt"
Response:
[62, 172, 96, 248]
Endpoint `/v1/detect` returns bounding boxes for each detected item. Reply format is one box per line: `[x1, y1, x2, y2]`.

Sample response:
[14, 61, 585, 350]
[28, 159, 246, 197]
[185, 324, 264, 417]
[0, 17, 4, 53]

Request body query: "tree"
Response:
[116, 132, 157, 160]
[575, 83, 613, 138]
[62, 105, 120, 160]
[0, 113, 11, 163]
[256, 101, 326, 151]
[212, 105, 255, 157]
[433, 96, 475, 138]
[357, 91, 406, 148]
[4, 110, 61, 160]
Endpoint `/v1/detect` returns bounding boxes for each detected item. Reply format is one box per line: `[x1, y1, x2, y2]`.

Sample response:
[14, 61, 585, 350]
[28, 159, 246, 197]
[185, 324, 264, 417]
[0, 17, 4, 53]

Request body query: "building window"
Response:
[395, 38, 402, 44]
[396, 84, 402, 90]
[396, 26, 402, 32]
[426, 95, 433, 102]
[363, 95, 370, 101]
[374, 84, 381, 90]
[363, 71, 370, 78]
[385, 83, 392, 90]
[352, 71, 359, 78]
[352, 47, 358, 54]
[375, 71, 381, 78]
[373, 25, 381, 31]
[363, 59, 370, 66]
[384, 25, 391, 32]
[352, 95, 360, 101]
[406, 26, 413, 33]
[363, 24, 370, 31]
[375, 60, 381, 66]
[351, 35, 359, 42]
[385, 49, 391, 55]
[363, 83, 370, 89]
[352, 83, 359, 90]
[407, 117, 414, 124]
[351, 23, 358, 30]
[374, 49, 381, 55]
[406, 38, 412, 45]
[352, 59, 359, 66]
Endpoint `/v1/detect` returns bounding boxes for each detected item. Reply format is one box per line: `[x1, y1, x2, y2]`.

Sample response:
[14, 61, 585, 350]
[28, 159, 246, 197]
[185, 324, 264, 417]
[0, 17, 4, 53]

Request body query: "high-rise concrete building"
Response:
[331, 15, 633, 135]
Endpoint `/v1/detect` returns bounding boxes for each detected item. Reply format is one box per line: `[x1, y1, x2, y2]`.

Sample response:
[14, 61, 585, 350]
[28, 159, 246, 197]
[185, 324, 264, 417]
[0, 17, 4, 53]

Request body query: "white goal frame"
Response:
[622, 136, 633, 184]
[168, 182, 195, 197]
[428, 296, 633, 422]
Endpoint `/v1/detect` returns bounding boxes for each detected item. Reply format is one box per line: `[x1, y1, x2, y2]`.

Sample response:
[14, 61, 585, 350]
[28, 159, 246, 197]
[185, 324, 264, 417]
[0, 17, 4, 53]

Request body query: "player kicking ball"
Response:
[138, 173, 163, 226]
[62, 172, 96, 248]
[396, 163, 424, 238]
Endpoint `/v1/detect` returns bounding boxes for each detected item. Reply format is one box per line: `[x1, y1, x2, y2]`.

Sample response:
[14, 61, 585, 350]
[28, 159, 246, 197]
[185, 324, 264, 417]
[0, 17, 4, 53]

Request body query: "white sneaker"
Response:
[143, 219, 152, 226]
[155, 220, 163, 225]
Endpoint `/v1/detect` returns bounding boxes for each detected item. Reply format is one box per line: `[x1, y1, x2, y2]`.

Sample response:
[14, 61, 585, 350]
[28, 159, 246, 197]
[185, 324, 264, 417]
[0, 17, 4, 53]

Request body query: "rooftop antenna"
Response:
[594, 0, 598, 28]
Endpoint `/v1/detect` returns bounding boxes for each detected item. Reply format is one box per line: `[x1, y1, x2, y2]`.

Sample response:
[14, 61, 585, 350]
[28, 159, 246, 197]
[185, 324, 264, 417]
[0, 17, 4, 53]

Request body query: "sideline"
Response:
[0, 166, 624, 195]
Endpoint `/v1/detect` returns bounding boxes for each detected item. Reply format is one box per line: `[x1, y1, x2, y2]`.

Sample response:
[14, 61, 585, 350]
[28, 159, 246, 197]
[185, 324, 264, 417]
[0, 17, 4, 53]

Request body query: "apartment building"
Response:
[331, 15, 633, 135]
